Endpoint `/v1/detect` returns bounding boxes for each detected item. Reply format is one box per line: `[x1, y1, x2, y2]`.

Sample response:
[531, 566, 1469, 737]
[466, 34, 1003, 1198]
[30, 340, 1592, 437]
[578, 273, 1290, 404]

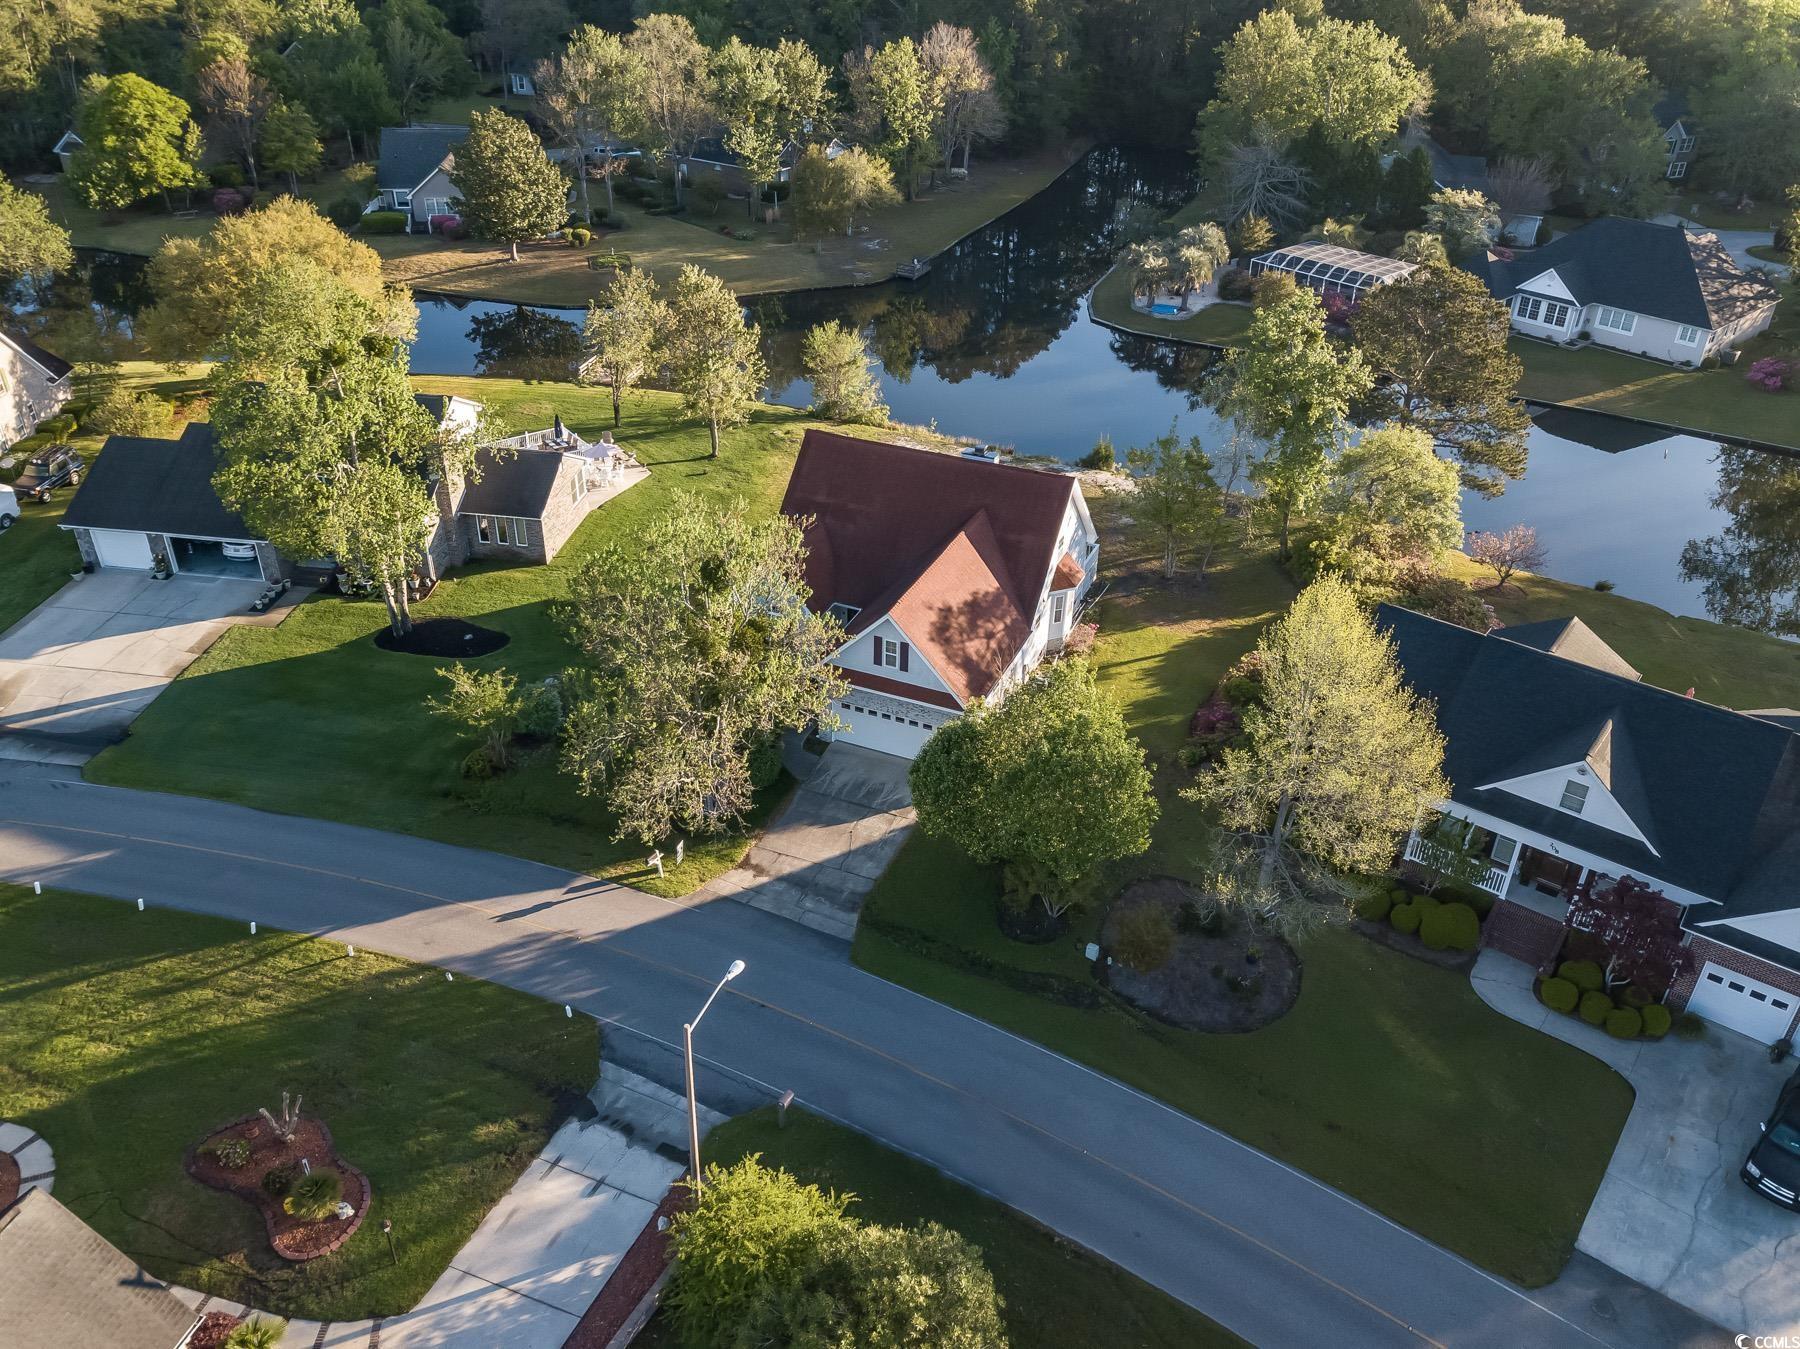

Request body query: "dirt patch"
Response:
[1100, 876, 1300, 1032]
[373, 617, 510, 657]
[0, 1150, 18, 1209]
[187, 1113, 370, 1262]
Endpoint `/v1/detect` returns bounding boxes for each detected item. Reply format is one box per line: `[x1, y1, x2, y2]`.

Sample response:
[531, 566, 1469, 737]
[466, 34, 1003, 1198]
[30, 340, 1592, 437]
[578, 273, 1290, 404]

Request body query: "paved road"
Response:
[0, 766, 1722, 1349]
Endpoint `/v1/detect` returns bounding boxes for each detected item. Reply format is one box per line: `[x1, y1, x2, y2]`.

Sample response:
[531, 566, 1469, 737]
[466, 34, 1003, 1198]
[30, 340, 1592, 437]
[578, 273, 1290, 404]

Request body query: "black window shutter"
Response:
[899, 643, 910, 672]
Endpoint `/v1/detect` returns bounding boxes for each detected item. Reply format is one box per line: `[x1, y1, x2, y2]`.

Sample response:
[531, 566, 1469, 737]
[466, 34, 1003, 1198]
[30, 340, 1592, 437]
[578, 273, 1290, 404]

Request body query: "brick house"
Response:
[780, 430, 1098, 760]
[1381, 604, 1800, 1044]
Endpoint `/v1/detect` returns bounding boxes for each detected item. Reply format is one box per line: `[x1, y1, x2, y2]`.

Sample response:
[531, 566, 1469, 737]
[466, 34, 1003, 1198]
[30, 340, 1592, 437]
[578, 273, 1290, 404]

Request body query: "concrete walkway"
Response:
[160, 1065, 716, 1349]
[0, 1121, 55, 1198]
[1473, 949, 1789, 1336]
[696, 742, 914, 940]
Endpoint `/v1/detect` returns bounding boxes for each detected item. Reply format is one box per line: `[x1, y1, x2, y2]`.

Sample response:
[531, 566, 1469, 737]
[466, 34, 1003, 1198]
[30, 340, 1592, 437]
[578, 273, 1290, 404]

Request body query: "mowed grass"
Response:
[637, 1107, 1244, 1349]
[853, 492, 1637, 1287]
[368, 144, 1085, 302]
[30, 170, 372, 257]
[0, 885, 596, 1319]
[85, 381, 919, 896]
[1086, 265, 1254, 346]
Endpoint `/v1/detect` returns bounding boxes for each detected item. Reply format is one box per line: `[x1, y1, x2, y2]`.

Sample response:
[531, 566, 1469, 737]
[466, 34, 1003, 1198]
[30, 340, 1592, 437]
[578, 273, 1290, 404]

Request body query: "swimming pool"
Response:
[1150, 303, 1180, 316]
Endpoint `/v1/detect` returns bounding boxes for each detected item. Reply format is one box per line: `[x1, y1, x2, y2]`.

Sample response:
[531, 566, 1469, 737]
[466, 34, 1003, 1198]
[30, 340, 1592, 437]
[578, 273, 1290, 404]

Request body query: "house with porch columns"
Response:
[1379, 604, 1800, 1044]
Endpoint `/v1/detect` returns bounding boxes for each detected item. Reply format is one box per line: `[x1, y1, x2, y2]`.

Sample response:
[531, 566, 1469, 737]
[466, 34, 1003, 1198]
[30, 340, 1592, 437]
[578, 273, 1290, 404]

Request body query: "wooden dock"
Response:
[895, 256, 932, 280]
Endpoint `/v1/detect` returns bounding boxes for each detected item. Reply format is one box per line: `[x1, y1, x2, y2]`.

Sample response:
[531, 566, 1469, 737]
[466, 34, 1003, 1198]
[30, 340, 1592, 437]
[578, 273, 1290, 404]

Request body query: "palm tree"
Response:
[224, 1317, 287, 1349]
[1168, 222, 1231, 302]
[1122, 239, 1174, 304]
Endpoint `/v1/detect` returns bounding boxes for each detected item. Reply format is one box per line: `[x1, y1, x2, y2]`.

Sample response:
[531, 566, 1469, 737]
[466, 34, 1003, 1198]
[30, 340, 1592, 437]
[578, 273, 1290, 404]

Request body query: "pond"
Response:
[36, 147, 1793, 631]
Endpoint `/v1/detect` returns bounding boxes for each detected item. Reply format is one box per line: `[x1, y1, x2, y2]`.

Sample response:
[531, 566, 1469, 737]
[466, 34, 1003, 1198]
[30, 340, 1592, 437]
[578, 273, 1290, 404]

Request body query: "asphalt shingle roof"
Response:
[1498, 616, 1642, 680]
[61, 423, 258, 541]
[3, 328, 73, 381]
[376, 124, 465, 192]
[1378, 604, 1800, 913]
[1464, 216, 1778, 332]
[456, 447, 564, 519]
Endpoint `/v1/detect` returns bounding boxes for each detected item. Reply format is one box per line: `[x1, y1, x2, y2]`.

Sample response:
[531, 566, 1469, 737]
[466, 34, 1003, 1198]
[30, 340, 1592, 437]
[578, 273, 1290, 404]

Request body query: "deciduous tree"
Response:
[196, 53, 272, 188]
[1189, 575, 1448, 931]
[1568, 873, 1692, 993]
[580, 266, 666, 427]
[369, 0, 470, 123]
[801, 320, 887, 424]
[1423, 187, 1500, 256]
[921, 22, 1004, 176]
[535, 26, 645, 220]
[68, 73, 207, 211]
[1467, 523, 1546, 588]
[1221, 132, 1311, 227]
[663, 264, 766, 458]
[558, 498, 847, 842]
[428, 664, 523, 770]
[451, 108, 570, 262]
[1680, 446, 1800, 637]
[259, 100, 322, 192]
[627, 12, 713, 206]
[1125, 423, 1225, 578]
[711, 37, 783, 220]
[1350, 264, 1530, 493]
[1311, 424, 1463, 587]
[844, 37, 939, 200]
[790, 144, 899, 244]
[0, 179, 73, 281]
[910, 660, 1157, 918]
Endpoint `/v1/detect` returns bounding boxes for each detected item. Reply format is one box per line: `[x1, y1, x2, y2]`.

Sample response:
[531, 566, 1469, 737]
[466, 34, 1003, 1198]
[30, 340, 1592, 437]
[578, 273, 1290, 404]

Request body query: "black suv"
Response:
[14, 446, 83, 501]
[1742, 1069, 1800, 1209]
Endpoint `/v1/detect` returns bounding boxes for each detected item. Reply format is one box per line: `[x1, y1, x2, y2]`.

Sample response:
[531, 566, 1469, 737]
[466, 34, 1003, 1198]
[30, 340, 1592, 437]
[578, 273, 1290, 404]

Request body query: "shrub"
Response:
[1420, 901, 1480, 952]
[747, 738, 784, 791]
[518, 682, 564, 739]
[1604, 1007, 1644, 1039]
[210, 163, 245, 188]
[690, 173, 727, 216]
[1674, 1011, 1707, 1040]
[1578, 990, 1614, 1025]
[212, 188, 251, 216]
[1534, 220, 1552, 246]
[1594, 579, 1615, 592]
[1214, 266, 1253, 302]
[1250, 270, 1297, 308]
[223, 1317, 286, 1349]
[361, 210, 408, 234]
[1640, 1004, 1672, 1038]
[38, 412, 77, 437]
[87, 386, 173, 437]
[1389, 902, 1421, 935]
[589, 250, 631, 270]
[1078, 437, 1116, 470]
[261, 1161, 300, 1198]
[1538, 976, 1579, 1013]
[461, 746, 496, 779]
[282, 1169, 343, 1220]
[568, 227, 592, 248]
[1389, 887, 1407, 905]
[1411, 892, 1441, 914]
[1746, 357, 1791, 392]
[328, 196, 367, 228]
[1558, 959, 1604, 992]
[599, 213, 626, 231]
[1355, 890, 1393, 922]
[1619, 984, 1652, 1009]
[1112, 904, 1177, 973]
[207, 1136, 251, 1169]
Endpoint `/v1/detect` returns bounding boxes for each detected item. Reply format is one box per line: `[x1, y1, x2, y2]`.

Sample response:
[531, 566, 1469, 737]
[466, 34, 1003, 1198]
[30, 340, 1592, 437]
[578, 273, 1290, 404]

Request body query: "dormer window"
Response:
[1559, 779, 1589, 814]
[827, 602, 861, 625]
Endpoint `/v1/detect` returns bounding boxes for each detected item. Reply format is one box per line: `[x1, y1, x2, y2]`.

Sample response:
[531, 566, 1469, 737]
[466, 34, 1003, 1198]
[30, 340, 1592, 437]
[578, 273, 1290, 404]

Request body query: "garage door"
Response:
[834, 700, 939, 759]
[89, 528, 155, 570]
[1687, 962, 1799, 1042]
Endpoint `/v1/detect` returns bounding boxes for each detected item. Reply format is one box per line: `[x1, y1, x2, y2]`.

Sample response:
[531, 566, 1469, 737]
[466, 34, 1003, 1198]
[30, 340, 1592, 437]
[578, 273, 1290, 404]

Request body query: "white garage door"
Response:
[89, 528, 155, 570]
[835, 700, 939, 759]
[1687, 962, 1799, 1042]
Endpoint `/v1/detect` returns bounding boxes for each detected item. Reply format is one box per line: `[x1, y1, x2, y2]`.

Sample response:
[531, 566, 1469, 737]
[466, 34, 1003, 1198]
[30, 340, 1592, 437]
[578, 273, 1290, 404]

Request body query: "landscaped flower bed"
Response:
[187, 1112, 370, 1261]
[1532, 959, 1684, 1041]
[0, 1148, 18, 1208]
[1356, 886, 1485, 966]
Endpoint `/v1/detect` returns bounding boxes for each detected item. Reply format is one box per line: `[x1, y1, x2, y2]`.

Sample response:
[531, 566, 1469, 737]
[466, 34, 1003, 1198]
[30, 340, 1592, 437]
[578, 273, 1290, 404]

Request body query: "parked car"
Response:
[0, 483, 18, 528]
[1742, 1069, 1800, 1209]
[14, 446, 82, 501]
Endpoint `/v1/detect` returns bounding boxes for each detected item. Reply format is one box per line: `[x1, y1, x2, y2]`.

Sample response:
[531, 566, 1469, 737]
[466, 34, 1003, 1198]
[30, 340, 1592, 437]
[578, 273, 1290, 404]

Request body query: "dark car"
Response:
[14, 446, 82, 501]
[1742, 1069, 1800, 1209]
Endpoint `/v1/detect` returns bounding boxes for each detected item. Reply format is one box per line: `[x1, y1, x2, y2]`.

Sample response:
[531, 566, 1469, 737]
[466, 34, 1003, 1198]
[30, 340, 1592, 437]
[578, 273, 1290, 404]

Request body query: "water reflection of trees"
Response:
[1680, 446, 1800, 638]
[762, 145, 1197, 388]
[466, 306, 583, 381]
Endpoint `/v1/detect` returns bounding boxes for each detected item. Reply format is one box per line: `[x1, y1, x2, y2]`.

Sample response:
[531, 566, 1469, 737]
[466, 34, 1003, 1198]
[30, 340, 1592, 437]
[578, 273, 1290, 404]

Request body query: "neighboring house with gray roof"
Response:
[1654, 93, 1698, 181]
[375, 124, 466, 230]
[0, 1188, 202, 1348]
[1382, 604, 1800, 1044]
[1466, 216, 1781, 363]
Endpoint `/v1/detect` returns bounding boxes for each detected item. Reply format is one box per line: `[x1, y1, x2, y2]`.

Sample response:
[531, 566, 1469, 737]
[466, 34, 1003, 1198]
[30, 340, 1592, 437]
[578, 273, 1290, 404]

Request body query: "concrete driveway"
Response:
[697, 740, 915, 940]
[0, 572, 285, 763]
[1475, 949, 1796, 1335]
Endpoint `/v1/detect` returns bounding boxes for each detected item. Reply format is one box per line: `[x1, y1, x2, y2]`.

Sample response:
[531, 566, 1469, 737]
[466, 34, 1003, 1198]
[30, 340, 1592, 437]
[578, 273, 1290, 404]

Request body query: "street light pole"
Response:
[684, 958, 745, 1199]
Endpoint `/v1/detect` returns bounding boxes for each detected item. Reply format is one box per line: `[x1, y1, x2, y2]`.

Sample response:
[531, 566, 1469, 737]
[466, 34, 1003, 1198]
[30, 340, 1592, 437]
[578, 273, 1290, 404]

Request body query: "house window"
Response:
[392, 189, 412, 209]
[474, 515, 532, 547]
[1559, 779, 1590, 814]
[1051, 593, 1067, 625]
[1665, 160, 1688, 179]
[1676, 324, 1701, 345]
[1490, 836, 1518, 868]
[476, 516, 491, 543]
[495, 516, 511, 546]
[875, 637, 909, 671]
[423, 198, 449, 218]
[1672, 135, 1696, 154]
[571, 472, 587, 504]
[1541, 300, 1570, 327]
[1595, 307, 1636, 334]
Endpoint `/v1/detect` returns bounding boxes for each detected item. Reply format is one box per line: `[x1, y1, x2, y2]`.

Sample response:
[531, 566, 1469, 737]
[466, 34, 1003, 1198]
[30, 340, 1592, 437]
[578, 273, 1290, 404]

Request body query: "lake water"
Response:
[43, 147, 1781, 625]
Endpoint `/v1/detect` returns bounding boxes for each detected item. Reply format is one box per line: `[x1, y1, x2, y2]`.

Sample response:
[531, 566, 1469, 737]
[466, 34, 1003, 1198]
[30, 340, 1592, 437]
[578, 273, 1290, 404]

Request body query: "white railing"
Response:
[1403, 833, 1508, 896]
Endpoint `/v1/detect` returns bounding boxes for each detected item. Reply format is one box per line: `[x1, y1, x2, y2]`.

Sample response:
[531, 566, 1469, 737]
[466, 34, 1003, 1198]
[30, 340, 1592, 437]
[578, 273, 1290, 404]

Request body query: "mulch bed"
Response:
[1099, 876, 1301, 1033]
[1353, 917, 1480, 971]
[562, 1184, 693, 1349]
[186, 1113, 371, 1262]
[187, 1312, 243, 1349]
[0, 1150, 18, 1209]
[374, 617, 510, 657]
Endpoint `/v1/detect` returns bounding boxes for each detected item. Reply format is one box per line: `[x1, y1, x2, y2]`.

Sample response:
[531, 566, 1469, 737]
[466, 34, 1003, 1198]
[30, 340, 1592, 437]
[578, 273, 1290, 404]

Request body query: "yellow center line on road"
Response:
[4, 813, 1447, 1344]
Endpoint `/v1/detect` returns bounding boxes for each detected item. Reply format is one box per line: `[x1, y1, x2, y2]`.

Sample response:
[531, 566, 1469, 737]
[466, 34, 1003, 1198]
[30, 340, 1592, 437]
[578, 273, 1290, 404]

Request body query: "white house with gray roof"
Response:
[1466, 216, 1781, 364]
[1383, 605, 1800, 1044]
[374, 124, 466, 230]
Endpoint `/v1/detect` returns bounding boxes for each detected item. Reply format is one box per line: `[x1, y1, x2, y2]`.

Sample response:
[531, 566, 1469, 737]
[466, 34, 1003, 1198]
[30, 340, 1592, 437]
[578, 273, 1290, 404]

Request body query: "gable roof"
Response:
[1653, 92, 1691, 132]
[781, 431, 1076, 701]
[377, 124, 465, 191]
[1496, 616, 1641, 680]
[1464, 217, 1779, 331]
[2, 328, 74, 382]
[0, 1190, 200, 1349]
[456, 446, 568, 519]
[62, 423, 259, 541]
[1378, 604, 1800, 908]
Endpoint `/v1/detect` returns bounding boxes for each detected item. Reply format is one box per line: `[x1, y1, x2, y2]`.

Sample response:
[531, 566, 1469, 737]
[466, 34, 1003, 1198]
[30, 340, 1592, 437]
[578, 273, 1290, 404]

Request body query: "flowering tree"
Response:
[1567, 873, 1692, 994]
[1467, 523, 1545, 589]
[1745, 357, 1790, 392]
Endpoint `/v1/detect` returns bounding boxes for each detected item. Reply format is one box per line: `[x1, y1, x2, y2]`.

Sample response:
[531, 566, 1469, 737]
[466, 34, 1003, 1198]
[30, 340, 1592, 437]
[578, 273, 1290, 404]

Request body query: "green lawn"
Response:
[1087, 265, 1253, 346]
[84, 380, 927, 897]
[852, 494, 1638, 1288]
[637, 1107, 1243, 1349]
[0, 885, 596, 1319]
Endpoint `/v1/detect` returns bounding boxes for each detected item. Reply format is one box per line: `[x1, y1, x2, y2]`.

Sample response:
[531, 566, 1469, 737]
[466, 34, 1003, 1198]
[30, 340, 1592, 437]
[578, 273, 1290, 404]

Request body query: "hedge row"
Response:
[1365, 888, 1482, 953]
[1535, 964, 1675, 1040]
